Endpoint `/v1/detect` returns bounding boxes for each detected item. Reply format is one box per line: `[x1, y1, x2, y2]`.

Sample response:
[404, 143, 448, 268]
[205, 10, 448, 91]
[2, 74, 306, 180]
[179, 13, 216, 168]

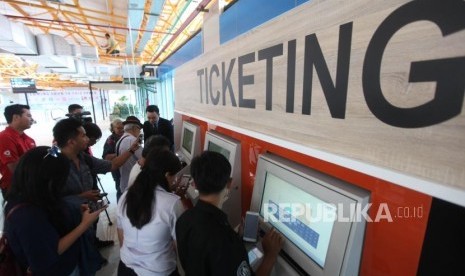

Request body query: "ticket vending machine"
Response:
[250, 153, 370, 275]
[175, 120, 202, 203]
[175, 120, 201, 166]
[203, 130, 242, 228]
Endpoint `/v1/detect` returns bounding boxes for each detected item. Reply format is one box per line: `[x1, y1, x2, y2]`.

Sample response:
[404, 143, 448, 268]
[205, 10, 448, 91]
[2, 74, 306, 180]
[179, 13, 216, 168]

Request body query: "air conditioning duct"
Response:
[36, 34, 73, 56]
[51, 58, 77, 73]
[122, 64, 142, 79]
[18, 55, 75, 70]
[74, 45, 99, 60]
[0, 15, 38, 55]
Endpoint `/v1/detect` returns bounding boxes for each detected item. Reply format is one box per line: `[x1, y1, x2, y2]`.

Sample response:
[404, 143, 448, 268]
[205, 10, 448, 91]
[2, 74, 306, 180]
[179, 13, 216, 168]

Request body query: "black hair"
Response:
[124, 150, 181, 229]
[68, 104, 83, 114]
[190, 151, 231, 195]
[53, 118, 83, 148]
[145, 105, 159, 114]
[6, 146, 70, 235]
[83, 122, 102, 140]
[142, 135, 170, 158]
[3, 104, 30, 124]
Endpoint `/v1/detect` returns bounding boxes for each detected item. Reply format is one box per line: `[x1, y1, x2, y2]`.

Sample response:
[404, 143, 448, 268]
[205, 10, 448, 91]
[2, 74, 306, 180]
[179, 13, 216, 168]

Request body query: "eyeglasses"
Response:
[43, 145, 60, 159]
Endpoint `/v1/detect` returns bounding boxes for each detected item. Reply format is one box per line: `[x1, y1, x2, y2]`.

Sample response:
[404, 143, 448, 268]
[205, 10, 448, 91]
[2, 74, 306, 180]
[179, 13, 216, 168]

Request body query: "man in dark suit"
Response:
[142, 105, 174, 151]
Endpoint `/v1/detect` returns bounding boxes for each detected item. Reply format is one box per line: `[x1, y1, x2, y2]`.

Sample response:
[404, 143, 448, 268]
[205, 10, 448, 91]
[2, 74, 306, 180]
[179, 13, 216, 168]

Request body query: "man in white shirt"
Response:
[116, 116, 143, 195]
[101, 33, 120, 55]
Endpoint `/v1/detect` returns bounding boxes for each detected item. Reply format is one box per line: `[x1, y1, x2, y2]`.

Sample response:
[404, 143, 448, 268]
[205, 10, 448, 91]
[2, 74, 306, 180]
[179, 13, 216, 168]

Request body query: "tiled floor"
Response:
[95, 186, 120, 276]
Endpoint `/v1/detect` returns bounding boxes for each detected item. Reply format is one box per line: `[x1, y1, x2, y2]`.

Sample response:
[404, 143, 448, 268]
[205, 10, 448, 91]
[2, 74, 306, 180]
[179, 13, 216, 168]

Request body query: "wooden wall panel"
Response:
[175, 0, 465, 190]
[202, 0, 220, 53]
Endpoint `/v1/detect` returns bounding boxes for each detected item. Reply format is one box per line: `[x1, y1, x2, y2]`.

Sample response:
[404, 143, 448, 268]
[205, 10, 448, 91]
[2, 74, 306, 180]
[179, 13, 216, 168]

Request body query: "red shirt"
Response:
[0, 126, 36, 190]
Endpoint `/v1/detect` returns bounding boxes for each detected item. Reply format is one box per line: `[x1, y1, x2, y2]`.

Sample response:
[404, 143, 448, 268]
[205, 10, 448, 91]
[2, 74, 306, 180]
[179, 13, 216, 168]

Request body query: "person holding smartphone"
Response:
[115, 116, 143, 196]
[176, 151, 284, 276]
[4, 146, 106, 275]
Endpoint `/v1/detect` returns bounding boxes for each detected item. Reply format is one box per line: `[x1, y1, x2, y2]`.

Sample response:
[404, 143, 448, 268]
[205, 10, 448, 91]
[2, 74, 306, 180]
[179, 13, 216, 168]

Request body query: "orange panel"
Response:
[181, 116, 432, 275]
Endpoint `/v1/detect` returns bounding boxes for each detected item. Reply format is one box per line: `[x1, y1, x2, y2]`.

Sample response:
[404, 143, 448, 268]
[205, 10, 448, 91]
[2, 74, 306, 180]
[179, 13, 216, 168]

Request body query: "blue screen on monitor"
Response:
[259, 173, 336, 267]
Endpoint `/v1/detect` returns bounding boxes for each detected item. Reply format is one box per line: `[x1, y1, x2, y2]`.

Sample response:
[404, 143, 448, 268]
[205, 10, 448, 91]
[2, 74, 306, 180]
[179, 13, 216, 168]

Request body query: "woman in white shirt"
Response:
[127, 135, 171, 189]
[117, 150, 184, 276]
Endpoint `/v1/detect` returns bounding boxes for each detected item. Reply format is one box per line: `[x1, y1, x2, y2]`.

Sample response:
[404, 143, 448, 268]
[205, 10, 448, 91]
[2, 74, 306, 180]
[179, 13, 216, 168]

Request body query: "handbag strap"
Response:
[3, 203, 29, 233]
[3, 203, 29, 236]
[6, 203, 28, 221]
[1, 203, 27, 248]
[115, 134, 129, 157]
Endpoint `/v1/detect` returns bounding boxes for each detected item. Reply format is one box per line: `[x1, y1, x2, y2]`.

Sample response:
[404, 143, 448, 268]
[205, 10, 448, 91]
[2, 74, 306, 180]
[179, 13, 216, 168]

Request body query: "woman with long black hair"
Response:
[3, 146, 105, 276]
[117, 149, 184, 276]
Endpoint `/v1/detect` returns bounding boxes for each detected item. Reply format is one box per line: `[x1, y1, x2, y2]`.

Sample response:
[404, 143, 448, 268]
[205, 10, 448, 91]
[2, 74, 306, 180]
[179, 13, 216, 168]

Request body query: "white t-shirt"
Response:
[117, 186, 184, 276]
[127, 162, 142, 189]
[117, 133, 142, 193]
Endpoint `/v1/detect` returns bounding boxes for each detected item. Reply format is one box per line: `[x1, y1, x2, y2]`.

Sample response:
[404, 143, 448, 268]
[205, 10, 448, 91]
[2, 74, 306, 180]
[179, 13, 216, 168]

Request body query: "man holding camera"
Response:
[116, 116, 143, 196]
[68, 104, 83, 115]
[67, 103, 93, 124]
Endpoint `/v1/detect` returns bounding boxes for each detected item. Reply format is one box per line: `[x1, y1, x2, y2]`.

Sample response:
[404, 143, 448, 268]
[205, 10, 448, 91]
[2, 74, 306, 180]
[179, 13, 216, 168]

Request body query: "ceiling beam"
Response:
[7, 3, 50, 34]
[6, 15, 170, 35]
[141, 0, 186, 62]
[3, 0, 126, 20]
[133, 0, 153, 52]
[150, 0, 213, 64]
[3, 0, 126, 27]
[60, 12, 94, 45]
[72, 0, 99, 46]
[38, 0, 79, 44]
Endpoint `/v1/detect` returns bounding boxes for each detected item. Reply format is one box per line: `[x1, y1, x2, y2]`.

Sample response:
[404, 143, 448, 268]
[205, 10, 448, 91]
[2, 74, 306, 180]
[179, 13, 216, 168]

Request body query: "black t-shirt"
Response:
[176, 200, 253, 276]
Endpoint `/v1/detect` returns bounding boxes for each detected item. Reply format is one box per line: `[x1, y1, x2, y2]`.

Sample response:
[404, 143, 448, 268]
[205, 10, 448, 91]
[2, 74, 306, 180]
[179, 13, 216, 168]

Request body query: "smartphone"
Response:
[89, 199, 108, 213]
[243, 211, 260, 242]
[248, 247, 264, 266]
[179, 175, 192, 188]
[138, 134, 144, 144]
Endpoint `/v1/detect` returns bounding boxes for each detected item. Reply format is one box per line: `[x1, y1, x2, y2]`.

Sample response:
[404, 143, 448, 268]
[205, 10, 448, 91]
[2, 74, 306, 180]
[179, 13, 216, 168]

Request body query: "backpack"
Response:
[0, 204, 30, 276]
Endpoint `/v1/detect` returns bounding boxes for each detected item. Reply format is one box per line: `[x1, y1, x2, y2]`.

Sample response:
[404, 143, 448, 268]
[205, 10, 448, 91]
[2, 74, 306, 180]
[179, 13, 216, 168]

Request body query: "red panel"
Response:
[181, 116, 432, 275]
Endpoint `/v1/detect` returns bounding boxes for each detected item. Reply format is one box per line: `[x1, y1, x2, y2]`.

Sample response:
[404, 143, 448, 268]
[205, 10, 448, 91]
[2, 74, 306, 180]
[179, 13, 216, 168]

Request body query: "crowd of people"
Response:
[0, 103, 283, 275]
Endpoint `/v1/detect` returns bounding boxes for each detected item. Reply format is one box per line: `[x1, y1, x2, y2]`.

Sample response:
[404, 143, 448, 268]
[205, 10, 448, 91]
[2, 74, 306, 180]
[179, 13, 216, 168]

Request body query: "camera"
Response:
[67, 111, 93, 123]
